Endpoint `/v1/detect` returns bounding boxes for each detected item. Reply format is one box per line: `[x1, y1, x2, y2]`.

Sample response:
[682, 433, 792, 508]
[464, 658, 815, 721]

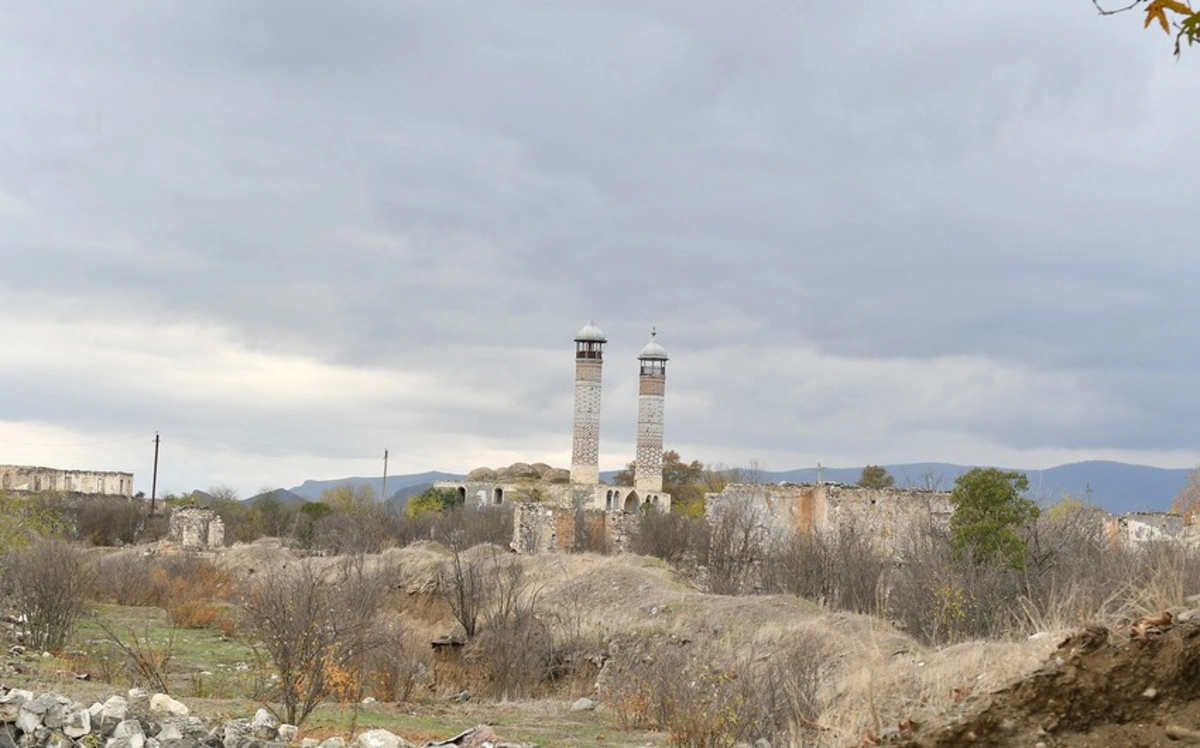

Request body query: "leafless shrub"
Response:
[604, 633, 830, 747]
[762, 520, 888, 614]
[438, 542, 489, 639]
[361, 619, 426, 702]
[4, 538, 94, 652]
[239, 559, 387, 725]
[75, 497, 146, 546]
[314, 510, 388, 555]
[707, 499, 769, 595]
[632, 511, 707, 566]
[434, 505, 514, 549]
[92, 553, 161, 606]
[91, 619, 176, 693]
[757, 636, 829, 740]
[475, 554, 551, 699]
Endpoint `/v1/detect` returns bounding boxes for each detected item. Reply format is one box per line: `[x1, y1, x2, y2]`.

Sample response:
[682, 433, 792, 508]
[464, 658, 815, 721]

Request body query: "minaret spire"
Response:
[570, 321, 606, 485]
[634, 328, 668, 497]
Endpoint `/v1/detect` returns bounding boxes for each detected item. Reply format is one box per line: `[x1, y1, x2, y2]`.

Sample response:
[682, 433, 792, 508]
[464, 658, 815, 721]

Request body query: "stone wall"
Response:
[1106, 511, 1200, 549]
[0, 465, 134, 497]
[167, 507, 226, 549]
[705, 483, 953, 552]
[511, 504, 640, 554]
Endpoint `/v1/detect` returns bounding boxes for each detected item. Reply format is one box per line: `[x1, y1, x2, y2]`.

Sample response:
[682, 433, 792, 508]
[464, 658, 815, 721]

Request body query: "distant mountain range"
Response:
[277, 471, 462, 512]
[747, 461, 1190, 514]
[599, 460, 1191, 514]
[265, 461, 1189, 516]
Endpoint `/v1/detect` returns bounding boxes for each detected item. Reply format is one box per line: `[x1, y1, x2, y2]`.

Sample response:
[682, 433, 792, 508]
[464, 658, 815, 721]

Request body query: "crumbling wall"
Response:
[705, 483, 952, 553]
[168, 507, 226, 549]
[511, 503, 641, 554]
[823, 484, 953, 541]
[511, 503, 560, 554]
[1106, 511, 1200, 549]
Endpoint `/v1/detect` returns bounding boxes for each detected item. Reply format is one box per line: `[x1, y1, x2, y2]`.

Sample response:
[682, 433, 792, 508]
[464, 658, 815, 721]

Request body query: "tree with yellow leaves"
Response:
[1171, 465, 1200, 520]
[1095, 0, 1200, 56]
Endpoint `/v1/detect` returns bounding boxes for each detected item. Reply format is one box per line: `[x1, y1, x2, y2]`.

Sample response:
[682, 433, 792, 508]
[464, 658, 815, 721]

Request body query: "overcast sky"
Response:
[2, 2, 1197, 498]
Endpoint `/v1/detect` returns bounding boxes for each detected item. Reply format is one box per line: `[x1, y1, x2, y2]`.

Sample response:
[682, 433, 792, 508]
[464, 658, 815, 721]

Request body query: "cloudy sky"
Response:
[1, 2, 1197, 497]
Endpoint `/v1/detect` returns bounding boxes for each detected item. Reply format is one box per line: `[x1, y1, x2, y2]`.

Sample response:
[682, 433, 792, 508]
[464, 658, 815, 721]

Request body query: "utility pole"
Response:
[381, 449, 389, 503]
[150, 432, 160, 515]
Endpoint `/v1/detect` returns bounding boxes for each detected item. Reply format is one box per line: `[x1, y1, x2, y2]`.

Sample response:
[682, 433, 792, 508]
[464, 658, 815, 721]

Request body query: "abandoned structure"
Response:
[702, 481, 1200, 555]
[434, 322, 672, 553]
[167, 507, 226, 549]
[705, 482, 954, 555]
[1106, 511, 1200, 549]
[0, 464, 134, 497]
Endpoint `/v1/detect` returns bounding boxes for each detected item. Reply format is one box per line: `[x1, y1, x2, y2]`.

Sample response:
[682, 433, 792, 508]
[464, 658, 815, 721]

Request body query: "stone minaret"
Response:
[634, 329, 668, 494]
[570, 321, 606, 485]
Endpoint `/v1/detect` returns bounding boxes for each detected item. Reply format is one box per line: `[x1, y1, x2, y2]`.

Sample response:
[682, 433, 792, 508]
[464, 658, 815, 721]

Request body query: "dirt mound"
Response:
[908, 615, 1200, 747]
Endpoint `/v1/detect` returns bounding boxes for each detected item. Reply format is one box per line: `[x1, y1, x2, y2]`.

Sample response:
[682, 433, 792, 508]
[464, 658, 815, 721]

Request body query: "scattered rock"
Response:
[349, 728, 413, 748]
[569, 697, 596, 712]
[62, 707, 91, 738]
[251, 708, 279, 740]
[16, 693, 56, 734]
[157, 724, 183, 742]
[99, 695, 129, 731]
[150, 695, 189, 717]
[1165, 724, 1200, 743]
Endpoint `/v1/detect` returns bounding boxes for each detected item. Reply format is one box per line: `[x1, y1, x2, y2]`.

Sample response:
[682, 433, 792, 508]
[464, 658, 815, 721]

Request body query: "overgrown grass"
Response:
[64, 604, 262, 698]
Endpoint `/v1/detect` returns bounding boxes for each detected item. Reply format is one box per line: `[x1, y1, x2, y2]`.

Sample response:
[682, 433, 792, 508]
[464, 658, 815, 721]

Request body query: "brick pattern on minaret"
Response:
[634, 376, 665, 493]
[634, 330, 668, 495]
[570, 359, 603, 484]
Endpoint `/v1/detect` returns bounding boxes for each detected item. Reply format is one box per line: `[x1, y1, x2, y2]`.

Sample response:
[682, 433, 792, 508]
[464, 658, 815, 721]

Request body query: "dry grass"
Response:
[80, 540, 1080, 745]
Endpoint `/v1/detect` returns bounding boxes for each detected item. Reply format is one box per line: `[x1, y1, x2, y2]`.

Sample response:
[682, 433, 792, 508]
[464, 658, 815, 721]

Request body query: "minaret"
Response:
[570, 321, 606, 485]
[634, 329, 668, 495]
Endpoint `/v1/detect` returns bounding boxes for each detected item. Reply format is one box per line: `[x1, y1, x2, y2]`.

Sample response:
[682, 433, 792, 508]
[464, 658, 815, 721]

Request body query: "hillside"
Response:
[287, 470, 463, 503]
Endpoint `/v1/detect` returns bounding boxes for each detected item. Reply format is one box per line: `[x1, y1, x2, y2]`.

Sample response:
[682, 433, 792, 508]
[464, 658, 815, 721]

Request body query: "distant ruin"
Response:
[705, 482, 954, 552]
[168, 507, 226, 549]
[0, 464, 134, 497]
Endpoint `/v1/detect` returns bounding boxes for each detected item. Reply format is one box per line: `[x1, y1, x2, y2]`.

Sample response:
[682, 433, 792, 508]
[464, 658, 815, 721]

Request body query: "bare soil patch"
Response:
[908, 618, 1200, 747]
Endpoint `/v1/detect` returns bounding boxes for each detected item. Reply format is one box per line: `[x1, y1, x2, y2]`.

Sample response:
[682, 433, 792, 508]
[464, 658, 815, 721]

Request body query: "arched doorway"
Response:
[623, 491, 640, 513]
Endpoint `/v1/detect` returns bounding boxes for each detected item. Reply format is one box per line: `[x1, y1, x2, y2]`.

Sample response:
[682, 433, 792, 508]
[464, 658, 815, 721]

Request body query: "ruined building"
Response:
[0, 464, 134, 497]
[167, 506, 226, 549]
[435, 321, 670, 552]
[705, 481, 954, 555]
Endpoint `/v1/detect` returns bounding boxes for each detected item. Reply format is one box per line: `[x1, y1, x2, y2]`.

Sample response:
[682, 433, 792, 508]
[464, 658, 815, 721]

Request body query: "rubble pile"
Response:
[0, 687, 530, 748]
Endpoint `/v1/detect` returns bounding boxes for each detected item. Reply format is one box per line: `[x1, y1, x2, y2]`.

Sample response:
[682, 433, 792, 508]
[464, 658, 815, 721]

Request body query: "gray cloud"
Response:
[1, 1, 1197, 494]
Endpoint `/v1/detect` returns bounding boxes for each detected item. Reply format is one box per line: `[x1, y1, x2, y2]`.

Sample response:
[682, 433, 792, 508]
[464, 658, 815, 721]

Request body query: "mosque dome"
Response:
[638, 329, 668, 360]
[574, 320, 607, 342]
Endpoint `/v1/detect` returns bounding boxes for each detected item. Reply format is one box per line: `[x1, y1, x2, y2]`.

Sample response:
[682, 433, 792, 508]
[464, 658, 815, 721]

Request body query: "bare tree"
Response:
[438, 538, 488, 639]
[477, 553, 549, 699]
[4, 538, 94, 652]
[707, 499, 769, 595]
[240, 560, 386, 725]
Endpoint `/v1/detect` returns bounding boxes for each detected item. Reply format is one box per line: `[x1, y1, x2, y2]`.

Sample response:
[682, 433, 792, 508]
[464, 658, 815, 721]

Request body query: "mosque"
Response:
[434, 321, 672, 514]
